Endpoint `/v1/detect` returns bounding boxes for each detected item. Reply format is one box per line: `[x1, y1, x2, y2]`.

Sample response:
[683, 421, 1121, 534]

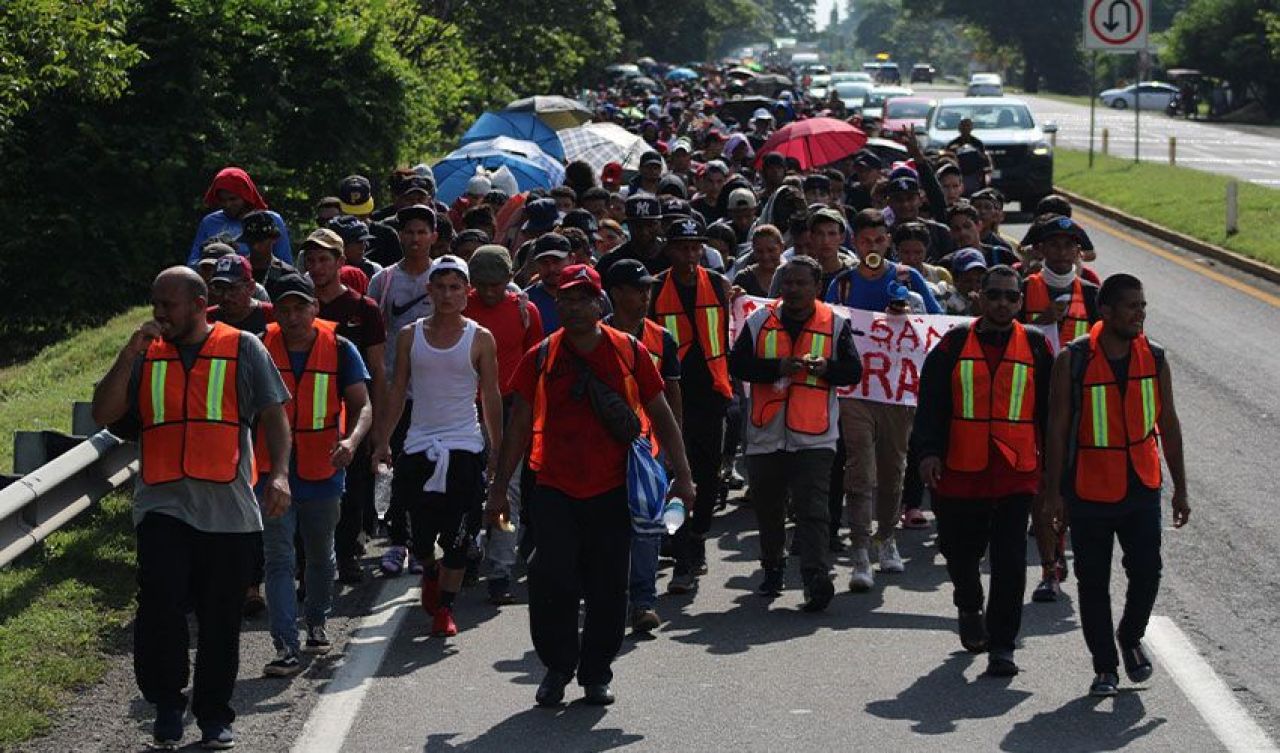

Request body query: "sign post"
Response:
[1083, 0, 1150, 168]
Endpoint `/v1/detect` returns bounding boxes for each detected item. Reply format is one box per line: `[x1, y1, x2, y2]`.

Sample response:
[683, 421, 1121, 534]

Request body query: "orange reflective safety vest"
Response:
[749, 302, 837, 436]
[256, 320, 344, 481]
[652, 267, 732, 399]
[1025, 274, 1091, 345]
[138, 322, 242, 485]
[945, 322, 1038, 473]
[637, 319, 669, 374]
[1073, 322, 1162, 503]
[529, 327, 656, 472]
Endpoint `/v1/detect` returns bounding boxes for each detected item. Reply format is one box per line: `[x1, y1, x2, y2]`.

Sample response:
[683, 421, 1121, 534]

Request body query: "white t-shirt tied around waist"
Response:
[403, 317, 484, 492]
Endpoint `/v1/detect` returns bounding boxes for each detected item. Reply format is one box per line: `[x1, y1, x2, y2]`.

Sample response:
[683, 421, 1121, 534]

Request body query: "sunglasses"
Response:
[983, 289, 1022, 303]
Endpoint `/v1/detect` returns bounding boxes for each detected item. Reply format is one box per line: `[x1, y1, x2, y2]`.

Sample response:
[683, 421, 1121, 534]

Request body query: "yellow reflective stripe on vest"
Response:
[205, 358, 228, 422]
[1140, 377, 1157, 435]
[958, 360, 975, 419]
[1007, 363, 1028, 421]
[664, 315, 682, 346]
[1073, 319, 1089, 339]
[803, 333, 828, 386]
[311, 373, 331, 429]
[149, 361, 168, 423]
[703, 308, 722, 357]
[761, 329, 778, 358]
[1090, 385, 1109, 446]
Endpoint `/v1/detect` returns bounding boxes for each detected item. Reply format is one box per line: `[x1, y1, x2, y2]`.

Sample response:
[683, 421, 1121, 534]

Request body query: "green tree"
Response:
[1164, 0, 1280, 115]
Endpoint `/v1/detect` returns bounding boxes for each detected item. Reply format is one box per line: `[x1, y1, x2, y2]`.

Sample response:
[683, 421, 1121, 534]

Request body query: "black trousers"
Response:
[900, 442, 926, 513]
[335, 440, 375, 559]
[828, 425, 846, 537]
[134, 512, 258, 726]
[386, 400, 413, 546]
[934, 494, 1031, 654]
[673, 400, 725, 574]
[1070, 504, 1163, 673]
[528, 485, 631, 686]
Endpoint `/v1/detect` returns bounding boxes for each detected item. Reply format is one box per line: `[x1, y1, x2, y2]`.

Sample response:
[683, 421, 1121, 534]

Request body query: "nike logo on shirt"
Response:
[390, 294, 428, 317]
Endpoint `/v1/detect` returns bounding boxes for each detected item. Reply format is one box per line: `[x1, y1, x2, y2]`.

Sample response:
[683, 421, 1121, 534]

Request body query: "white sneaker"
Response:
[848, 549, 874, 592]
[877, 537, 905, 573]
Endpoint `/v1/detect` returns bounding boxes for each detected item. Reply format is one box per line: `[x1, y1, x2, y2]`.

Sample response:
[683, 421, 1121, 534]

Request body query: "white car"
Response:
[862, 86, 914, 121]
[833, 82, 873, 112]
[1099, 81, 1178, 110]
[830, 71, 873, 84]
[808, 74, 831, 101]
[967, 72, 1004, 97]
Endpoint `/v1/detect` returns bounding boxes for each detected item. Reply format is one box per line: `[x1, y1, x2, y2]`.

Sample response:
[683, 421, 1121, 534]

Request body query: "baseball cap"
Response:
[561, 209, 600, 238]
[761, 152, 786, 169]
[532, 233, 571, 260]
[197, 242, 238, 267]
[428, 254, 469, 282]
[1023, 214, 1094, 251]
[468, 245, 514, 284]
[889, 175, 920, 194]
[971, 187, 1005, 207]
[951, 247, 988, 275]
[605, 258, 658, 289]
[239, 210, 280, 243]
[327, 215, 375, 244]
[522, 198, 562, 233]
[727, 187, 757, 211]
[601, 162, 624, 185]
[209, 254, 253, 284]
[337, 175, 374, 215]
[301, 228, 344, 256]
[639, 151, 664, 167]
[802, 174, 832, 192]
[808, 207, 847, 231]
[752, 107, 774, 121]
[704, 159, 729, 177]
[657, 174, 687, 199]
[666, 216, 706, 242]
[402, 175, 433, 197]
[660, 196, 692, 220]
[671, 137, 693, 154]
[558, 264, 602, 295]
[625, 193, 662, 220]
[396, 203, 437, 226]
[852, 150, 883, 170]
[272, 272, 317, 302]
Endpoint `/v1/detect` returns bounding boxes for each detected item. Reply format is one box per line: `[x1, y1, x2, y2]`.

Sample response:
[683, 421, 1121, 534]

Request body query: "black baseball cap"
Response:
[532, 232, 571, 260]
[666, 216, 706, 242]
[522, 198, 561, 233]
[327, 215, 375, 244]
[1022, 214, 1094, 251]
[660, 196, 692, 220]
[239, 210, 280, 243]
[802, 174, 832, 192]
[561, 209, 600, 238]
[338, 175, 374, 214]
[271, 272, 317, 303]
[639, 151, 664, 167]
[852, 150, 883, 170]
[625, 193, 662, 220]
[396, 203, 437, 226]
[762, 152, 787, 168]
[605, 258, 658, 289]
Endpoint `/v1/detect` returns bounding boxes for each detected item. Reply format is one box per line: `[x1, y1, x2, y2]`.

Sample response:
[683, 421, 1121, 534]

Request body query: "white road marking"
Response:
[291, 576, 418, 753]
[1146, 616, 1278, 753]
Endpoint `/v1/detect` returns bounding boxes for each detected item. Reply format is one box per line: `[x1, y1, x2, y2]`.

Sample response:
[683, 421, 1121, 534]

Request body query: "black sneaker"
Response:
[1032, 576, 1059, 603]
[153, 705, 184, 749]
[959, 610, 989, 653]
[800, 571, 835, 612]
[303, 625, 332, 655]
[337, 555, 364, 585]
[264, 648, 301, 677]
[1089, 671, 1120, 697]
[488, 577, 516, 605]
[535, 670, 573, 707]
[985, 651, 1020, 677]
[199, 723, 235, 750]
[756, 567, 784, 597]
[1121, 644, 1154, 683]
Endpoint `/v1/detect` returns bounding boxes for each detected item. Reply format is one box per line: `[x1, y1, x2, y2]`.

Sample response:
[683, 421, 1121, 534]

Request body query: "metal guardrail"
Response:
[0, 426, 138, 568]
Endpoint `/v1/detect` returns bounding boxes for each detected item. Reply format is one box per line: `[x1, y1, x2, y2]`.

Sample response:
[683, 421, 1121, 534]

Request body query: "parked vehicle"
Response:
[831, 71, 873, 84]
[966, 73, 1003, 97]
[833, 82, 874, 113]
[910, 64, 935, 84]
[1099, 81, 1178, 110]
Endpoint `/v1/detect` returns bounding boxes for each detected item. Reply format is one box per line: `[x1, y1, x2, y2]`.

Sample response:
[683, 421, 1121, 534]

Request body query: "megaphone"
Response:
[863, 253, 884, 270]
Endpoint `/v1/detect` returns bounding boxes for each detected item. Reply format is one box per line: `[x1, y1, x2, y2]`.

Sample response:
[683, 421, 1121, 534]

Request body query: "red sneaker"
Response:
[432, 606, 458, 637]
[420, 571, 440, 616]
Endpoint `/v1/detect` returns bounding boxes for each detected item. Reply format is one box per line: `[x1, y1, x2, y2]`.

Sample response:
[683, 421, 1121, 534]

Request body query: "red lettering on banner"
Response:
[895, 358, 920, 401]
[861, 352, 892, 398]
[895, 320, 921, 353]
[869, 318, 894, 348]
[924, 326, 947, 350]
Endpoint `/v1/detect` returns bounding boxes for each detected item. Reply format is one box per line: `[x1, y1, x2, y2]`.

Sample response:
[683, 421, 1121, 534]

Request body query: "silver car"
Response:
[1099, 81, 1178, 110]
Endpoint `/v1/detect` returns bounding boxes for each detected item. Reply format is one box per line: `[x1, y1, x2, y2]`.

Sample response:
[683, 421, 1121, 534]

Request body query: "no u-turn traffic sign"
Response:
[1084, 0, 1149, 51]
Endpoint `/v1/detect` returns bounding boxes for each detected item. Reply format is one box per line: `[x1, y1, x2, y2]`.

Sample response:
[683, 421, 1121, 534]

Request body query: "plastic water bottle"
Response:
[662, 499, 687, 535]
[373, 464, 394, 519]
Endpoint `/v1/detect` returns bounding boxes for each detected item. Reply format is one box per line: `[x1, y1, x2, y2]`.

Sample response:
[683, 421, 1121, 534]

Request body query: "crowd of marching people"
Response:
[90, 58, 1190, 749]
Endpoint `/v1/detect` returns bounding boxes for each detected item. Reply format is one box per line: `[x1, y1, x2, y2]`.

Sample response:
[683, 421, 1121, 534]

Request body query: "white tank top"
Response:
[403, 318, 485, 455]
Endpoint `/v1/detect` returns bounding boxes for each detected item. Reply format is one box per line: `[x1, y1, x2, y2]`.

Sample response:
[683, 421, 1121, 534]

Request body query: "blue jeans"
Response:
[263, 495, 341, 652]
[629, 532, 662, 611]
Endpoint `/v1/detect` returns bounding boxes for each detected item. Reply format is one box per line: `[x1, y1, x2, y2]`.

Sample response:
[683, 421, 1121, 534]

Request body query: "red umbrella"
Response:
[755, 117, 868, 170]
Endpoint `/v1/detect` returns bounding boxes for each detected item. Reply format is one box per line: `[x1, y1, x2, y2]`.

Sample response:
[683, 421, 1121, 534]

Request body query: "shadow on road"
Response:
[422, 705, 642, 752]
[866, 652, 1034, 734]
[1000, 692, 1166, 752]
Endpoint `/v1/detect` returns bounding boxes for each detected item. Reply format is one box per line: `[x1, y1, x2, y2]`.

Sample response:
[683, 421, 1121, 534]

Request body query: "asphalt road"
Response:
[916, 83, 1280, 187]
[21, 212, 1280, 753]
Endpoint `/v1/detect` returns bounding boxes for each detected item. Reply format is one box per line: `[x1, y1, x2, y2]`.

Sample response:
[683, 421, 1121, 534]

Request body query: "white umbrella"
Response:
[558, 122, 651, 172]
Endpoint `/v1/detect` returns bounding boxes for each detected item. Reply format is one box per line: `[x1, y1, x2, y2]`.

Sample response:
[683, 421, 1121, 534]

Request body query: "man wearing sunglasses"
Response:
[911, 265, 1055, 677]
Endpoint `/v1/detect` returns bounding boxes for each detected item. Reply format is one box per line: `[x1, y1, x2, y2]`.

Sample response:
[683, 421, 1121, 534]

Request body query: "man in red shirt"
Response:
[487, 264, 693, 708]
[463, 245, 543, 604]
[911, 265, 1054, 677]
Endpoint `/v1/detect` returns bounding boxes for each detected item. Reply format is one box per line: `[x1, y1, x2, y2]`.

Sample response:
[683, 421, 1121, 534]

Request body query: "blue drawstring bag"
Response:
[626, 436, 668, 534]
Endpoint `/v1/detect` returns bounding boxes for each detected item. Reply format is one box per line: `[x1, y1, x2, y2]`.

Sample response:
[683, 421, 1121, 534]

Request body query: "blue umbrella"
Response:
[433, 137, 566, 205]
[461, 111, 565, 161]
[665, 67, 699, 82]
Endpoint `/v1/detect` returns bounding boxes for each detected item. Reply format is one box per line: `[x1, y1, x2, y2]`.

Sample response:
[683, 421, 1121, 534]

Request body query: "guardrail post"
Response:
[1101, 128, 1109, 156]
[1050, 131, 1057, 148]
[13, 432, 47, 475]
[1169, 136, 1177, 167]
[72, 402, 100, 437]
[1226, 180, 1239, 235]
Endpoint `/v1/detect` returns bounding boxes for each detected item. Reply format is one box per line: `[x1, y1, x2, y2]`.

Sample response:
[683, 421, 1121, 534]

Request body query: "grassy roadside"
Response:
[0, 308, 149, 744]
[1054, 149, 1280, 267]
[0, 306, 149, 473]
[0, 492, 136, 746]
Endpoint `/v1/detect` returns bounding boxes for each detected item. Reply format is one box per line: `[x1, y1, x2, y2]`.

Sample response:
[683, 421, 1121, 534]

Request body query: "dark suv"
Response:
[910, 64, 935, 84]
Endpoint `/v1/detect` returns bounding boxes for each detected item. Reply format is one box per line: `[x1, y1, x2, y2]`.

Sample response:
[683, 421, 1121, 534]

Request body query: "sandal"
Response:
[901, 508, 929, 529]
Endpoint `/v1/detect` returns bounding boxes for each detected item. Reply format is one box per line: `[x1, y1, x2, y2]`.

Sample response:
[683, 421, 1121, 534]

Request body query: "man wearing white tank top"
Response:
[371, 255, 503, 638]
